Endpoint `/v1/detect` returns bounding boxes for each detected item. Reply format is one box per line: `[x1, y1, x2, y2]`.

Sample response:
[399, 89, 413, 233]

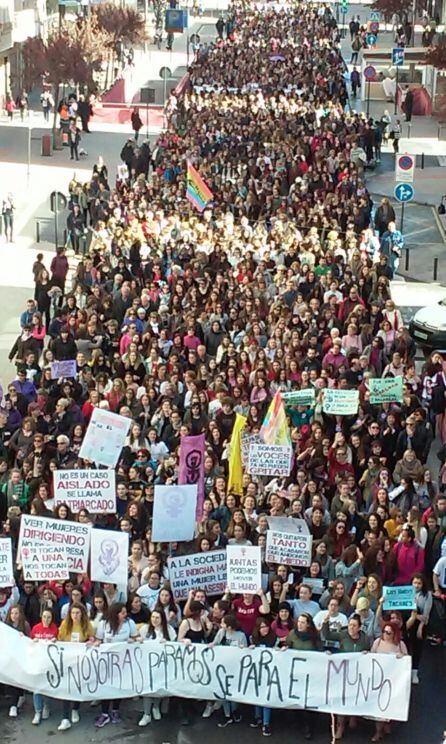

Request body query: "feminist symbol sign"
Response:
[179, 433, 205, 519]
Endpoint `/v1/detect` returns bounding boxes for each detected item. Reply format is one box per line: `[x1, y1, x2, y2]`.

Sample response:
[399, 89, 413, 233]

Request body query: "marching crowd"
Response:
[1, 1, 446, 741]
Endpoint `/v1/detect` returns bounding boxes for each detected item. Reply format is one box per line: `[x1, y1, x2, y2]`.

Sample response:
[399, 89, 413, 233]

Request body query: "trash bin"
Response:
[41, 134, 52, 157]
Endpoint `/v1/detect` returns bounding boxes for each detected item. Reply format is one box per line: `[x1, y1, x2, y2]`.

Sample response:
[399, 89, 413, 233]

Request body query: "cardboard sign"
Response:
[0, 538, 14, 587]
[167, 549, 227, 600]
[323, 389, 359, 416]
[248, 443, 292, 476]
[18, 514, 91, 574]
[369, 376, 403, 405]
[283, 389, 316, 407]
[383, 585, 416, 611]
[54, 469, 116, 514]
[266, 529, 313, 567]
[227, 545, 261, 593]
[79, 408, 131, 468]
[50, 360, 77, 379]
[21, 545, 69, 581]
[90, 529, 129, 586]
[152, 485, 198, 543]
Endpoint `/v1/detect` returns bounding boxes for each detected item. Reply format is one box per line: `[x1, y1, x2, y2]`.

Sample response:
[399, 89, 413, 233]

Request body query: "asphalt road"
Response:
[1, 644, 445, 744]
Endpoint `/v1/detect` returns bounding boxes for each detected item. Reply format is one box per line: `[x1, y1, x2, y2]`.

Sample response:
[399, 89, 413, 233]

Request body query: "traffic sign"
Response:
[370, 10, 380, 20]
[363, 65, 376, 81]
[392, 47, 405, 66]
[394, 183, 414, 202]
[395, 152, 415, 183]
[159, 66, 172, 80]
[367, 33, 377, 45]
[50, 191, 67, 213]
[370, 21, 379, 33]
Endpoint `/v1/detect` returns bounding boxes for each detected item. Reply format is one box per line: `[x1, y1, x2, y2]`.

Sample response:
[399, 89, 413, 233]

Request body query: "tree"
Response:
[371, 0, 427, 24]
[22, 29, 103, 133]
[92, 4, 148, 74]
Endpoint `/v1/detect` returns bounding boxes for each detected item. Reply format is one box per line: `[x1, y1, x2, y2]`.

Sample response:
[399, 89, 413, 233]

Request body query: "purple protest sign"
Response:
[178, 433, 205, 520]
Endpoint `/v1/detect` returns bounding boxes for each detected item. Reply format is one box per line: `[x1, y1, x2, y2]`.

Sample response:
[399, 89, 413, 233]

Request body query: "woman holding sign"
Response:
[249, 616, 279, 736]
[405, 573, 432, 684]
[370, 622, 408, 741]
[57, 603, 95, 730]
[5, 605, 30, 718]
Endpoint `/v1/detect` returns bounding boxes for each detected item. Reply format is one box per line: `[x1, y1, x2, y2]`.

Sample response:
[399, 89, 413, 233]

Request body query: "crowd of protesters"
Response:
[1, 0, 446, 740]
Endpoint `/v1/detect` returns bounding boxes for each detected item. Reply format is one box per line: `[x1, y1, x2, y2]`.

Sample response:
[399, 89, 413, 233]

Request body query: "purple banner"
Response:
[178, 433, 205, 520]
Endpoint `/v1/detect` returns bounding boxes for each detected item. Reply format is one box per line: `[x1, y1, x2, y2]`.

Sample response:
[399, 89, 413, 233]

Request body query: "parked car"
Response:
[409, 299, 446, 351]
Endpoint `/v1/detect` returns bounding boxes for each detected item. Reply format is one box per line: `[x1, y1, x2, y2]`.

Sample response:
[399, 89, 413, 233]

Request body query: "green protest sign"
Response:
[283, 389, 316, 407]
[322, 389, 359, 416]
[369, 376, 403, 405]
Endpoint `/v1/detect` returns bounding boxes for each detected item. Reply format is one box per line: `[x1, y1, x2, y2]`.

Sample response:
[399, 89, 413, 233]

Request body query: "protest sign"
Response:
[322, 389, 359, 416]
[50, 360, 77, 379]
[383, 585, 416, 611]
[283, 389, 316, 407]
[302, 577, 325, 594]
[241, 432, 262, 469]
[179, 433, 205, 519]
[266, 528, 313, 567]
[167, 549, 227, 600]
[0, 538, 14, 587]
[152, 484, 198, 543]
[0, 624, 412, 720]
[21, 545, 69, 581]
[18, 514, 91, 574]
[248, 442, 292, 476]
[369, 376, 403, 405]
[227, 545, 261, 593]
[90, 529, 129, 586]
[267, 516, 310, 535]
[54, 469, 116, 514]
[79, 408, 131, 468]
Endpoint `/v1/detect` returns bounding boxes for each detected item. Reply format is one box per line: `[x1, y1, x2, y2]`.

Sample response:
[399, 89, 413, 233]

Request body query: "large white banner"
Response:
[0, 625, 411, 720]
[90, 529, 129, 586]
[54, 469, 116, 514]
[0, 537, 14, 587]
[167, 550, 227, 601]
[18, 515, 91, 574]
[227, 545, 261, 593]
[248, 443, 292, 476]
[152, 485, 197, 543]
[79, 408, 131, 468]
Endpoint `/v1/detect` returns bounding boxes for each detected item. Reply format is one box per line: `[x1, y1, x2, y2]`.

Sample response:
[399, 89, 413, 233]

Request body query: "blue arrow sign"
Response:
[367, 33, 377, 45]
[392, 47, 405, 66]
[394, 183, 414, 202]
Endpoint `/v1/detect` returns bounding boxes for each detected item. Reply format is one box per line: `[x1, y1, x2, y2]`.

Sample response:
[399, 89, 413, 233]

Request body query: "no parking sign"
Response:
[395, 153, 415, 183]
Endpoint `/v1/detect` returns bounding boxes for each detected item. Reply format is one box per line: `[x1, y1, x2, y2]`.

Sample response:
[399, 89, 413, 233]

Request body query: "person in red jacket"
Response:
[31, 607, 59, 724]
[327, 439, 355, 486]
[393, 527, 425, 585]
[338, 287, 365, 324]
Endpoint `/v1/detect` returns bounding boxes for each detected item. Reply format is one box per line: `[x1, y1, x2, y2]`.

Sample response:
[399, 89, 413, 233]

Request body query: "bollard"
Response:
[63, 228, 67, 246]
[36, 221, 40, 243]
[434, 257, 439, 281]
[421, 152, 425, 169]
[405, 249, 409, 271]
[407, 123, 411, 139]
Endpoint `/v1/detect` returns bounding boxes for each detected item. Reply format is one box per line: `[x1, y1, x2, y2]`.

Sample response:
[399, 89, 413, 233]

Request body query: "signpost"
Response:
[394, 183, 414, 232]
[367, 33, 377, 46]
[392, 47, 405, 114]
[395, 153, 415, 183]
[363, 65, 376, 118]
[140, 87, 156, 139]
[340, 0, 348, 37]
[370, 20, 379, 34]
[50, 190, 67, 249]
[159, 66, 172, 126]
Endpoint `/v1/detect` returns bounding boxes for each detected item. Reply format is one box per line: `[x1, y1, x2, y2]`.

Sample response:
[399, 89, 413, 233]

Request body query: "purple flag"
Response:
[178, 433, 205, 520]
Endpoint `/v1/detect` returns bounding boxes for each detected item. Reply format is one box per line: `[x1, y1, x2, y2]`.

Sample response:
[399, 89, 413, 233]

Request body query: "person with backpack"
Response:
[350, 33, 362, 64]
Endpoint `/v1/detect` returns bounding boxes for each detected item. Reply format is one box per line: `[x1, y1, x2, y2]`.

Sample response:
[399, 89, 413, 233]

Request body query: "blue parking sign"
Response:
[394, 183, 414, 202]
[392, 47, 405, 66]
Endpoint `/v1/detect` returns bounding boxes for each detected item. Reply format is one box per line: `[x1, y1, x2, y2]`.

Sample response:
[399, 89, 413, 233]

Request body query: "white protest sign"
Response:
[0, 625, 412, 721]
[248, 443, 292, 476]
[152, 484, 198, 543]
[50, 360, 77, 379]
[54, 469, 116, 514]
[266, 529, 313, 567]
[90, 529, 129, 586]
[283, 389, 316, 406]
[0, 538, 14, 587]
[167, 549, 227, 600]
[241, 432, 262, 469]
[18, 514, 91, 574]
[227, 545, 261, 593]
[79, 408, 131, 468]
[21, 545, 69, 581]
[267, 517, 310, 535]
[322, 389, 359, 416]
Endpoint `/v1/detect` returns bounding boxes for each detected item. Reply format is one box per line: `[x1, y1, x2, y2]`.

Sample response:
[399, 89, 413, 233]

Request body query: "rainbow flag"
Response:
[186, 161, 213, 212]
[260, 390, 291, 446]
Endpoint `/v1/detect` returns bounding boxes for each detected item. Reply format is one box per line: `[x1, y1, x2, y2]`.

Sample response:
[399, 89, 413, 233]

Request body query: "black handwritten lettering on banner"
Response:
[0, 625, 411, 720]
